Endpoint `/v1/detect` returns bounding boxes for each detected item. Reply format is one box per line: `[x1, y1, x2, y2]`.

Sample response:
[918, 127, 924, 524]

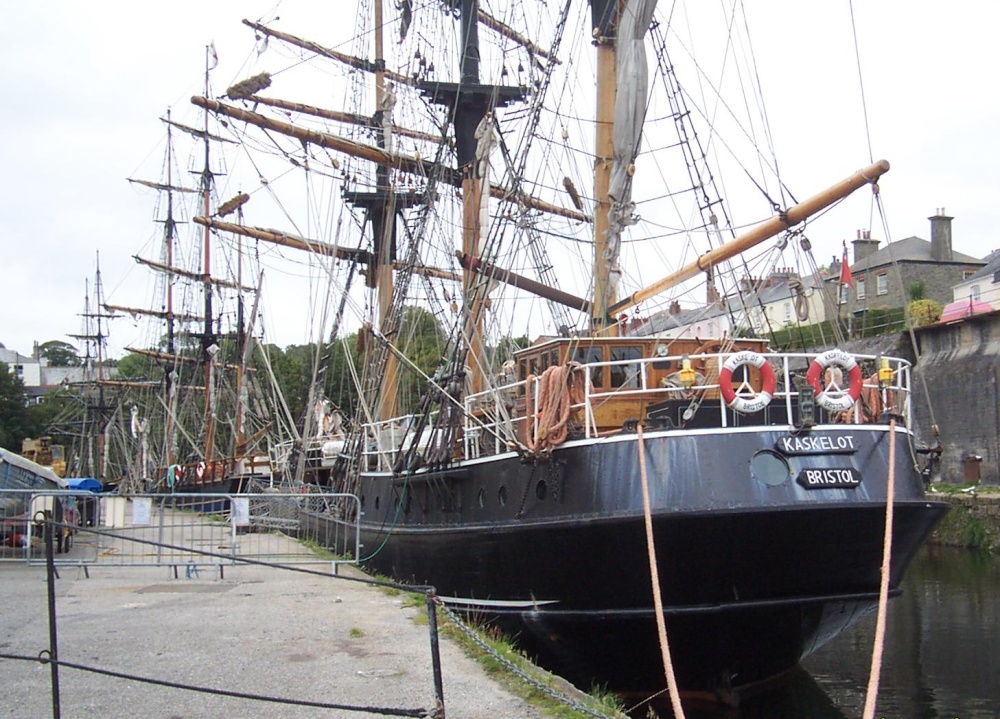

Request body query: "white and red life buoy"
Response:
[806, 349, 864, 412]
[195, 461, 207, 481]
[718, 351, 776, 414]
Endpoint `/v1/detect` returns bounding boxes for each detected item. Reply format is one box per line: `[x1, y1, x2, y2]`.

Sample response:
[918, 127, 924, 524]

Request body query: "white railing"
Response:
[360, 352, 912, 467]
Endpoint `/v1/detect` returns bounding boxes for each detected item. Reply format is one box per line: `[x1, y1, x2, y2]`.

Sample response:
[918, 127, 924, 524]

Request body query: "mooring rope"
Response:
[637, 424, 687, 719]
[862, 418, 897, 719]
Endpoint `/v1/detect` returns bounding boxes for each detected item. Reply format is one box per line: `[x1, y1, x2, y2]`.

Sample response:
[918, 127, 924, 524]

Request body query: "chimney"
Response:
[669, 300, 681, 315]
[852, 229, 880, 263]
[929, 208, 954, 262]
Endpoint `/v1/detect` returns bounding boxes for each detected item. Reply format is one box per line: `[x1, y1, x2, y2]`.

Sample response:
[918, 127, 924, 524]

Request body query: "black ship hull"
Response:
[306, 423, 948, 697]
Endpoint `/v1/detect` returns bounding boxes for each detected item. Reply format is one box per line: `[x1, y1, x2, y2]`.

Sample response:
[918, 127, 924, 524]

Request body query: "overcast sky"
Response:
[2, 1, 998, 360]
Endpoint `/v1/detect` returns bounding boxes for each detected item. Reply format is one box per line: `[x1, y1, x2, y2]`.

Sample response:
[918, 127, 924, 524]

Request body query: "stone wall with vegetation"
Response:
[931, 493, 1000, 553]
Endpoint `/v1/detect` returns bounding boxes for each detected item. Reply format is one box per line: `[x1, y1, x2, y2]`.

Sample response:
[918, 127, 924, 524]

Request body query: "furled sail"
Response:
[607, 0, 659, 294]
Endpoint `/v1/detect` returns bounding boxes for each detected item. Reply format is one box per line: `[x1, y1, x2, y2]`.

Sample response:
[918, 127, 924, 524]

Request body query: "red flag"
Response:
[840, 244, 853, 288]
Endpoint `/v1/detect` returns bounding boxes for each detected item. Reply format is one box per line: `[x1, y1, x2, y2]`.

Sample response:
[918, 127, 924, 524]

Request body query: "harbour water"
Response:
[674, 546, 999, 718]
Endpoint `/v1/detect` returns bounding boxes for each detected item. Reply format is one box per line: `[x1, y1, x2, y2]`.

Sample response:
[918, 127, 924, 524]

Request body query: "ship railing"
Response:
[361, 411, 442, 471]
[574, 351, 911, 437]
[372, 352, 911, 465]
[462, 377, 525, 459]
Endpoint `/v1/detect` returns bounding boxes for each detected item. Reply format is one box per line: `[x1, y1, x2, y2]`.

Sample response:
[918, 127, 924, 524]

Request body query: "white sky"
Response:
[2, 0, 998, 359]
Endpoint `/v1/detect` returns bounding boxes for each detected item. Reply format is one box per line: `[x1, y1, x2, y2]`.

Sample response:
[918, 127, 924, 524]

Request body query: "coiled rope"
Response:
[524, 363, 585, 454]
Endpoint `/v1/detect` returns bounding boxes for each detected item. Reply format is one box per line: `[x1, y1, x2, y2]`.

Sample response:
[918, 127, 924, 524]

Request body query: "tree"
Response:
[0, 363, 31, 450]
[38, 340, 81, 367]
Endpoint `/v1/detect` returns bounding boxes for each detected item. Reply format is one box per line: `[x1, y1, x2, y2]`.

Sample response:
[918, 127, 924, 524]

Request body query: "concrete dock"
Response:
[0, 553, 555, 718]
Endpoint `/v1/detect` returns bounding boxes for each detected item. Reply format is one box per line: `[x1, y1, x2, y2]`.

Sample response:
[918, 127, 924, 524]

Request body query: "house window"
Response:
[964, 270, 977, 280]
[783, 302, 791, 321]
[14, 364, 23, 376]
[838, 284, 849, 305]
[972, 285, 981, 300]
[876, 273, 889, 296]
[856, 278, 866, 300]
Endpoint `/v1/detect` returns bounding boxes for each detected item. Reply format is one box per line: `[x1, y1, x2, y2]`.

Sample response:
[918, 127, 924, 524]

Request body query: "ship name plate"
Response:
[796, 468, 862, 489]
[776, 434, 857, 455]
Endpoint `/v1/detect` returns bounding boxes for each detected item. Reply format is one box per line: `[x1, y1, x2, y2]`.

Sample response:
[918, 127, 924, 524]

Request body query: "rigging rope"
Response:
[862, 418, 896, 719]
[637, 424, 687, 719]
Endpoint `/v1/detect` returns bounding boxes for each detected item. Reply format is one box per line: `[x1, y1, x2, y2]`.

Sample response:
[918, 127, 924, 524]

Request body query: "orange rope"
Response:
[525, 364, 584, 454]
[637, 424, 686, 719]
[862, 418, 896, 719]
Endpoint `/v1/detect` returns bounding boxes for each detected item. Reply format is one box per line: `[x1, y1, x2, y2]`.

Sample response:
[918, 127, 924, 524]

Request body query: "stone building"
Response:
[830, 210, 984, 316]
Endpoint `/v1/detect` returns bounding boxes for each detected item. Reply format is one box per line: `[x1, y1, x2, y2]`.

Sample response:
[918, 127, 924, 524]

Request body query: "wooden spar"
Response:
[457, 252, 592, 313]
[243, 95, 443, 146]
[133, 255, 256, 293]
[191, 96, 590, 224]
[124, 346, 250, 372]
[242, 19, 414, 87]
[127, 177, 199, 194]
[93, 379, 206, 392]
[193, 216, 370, 262]
[194, 216, 459, 281]
[478, 9, 557, 64]
[162, 117, 236, 144]
[608, 159, 892, 315]
[242, 14, 556, 80]
[103, 303, 202, 324]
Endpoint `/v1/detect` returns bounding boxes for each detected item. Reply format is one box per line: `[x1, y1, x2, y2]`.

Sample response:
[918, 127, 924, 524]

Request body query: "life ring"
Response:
[806, 349, 864, 413]
[195, 462, 207, 481]
[719, 351, 776, 414]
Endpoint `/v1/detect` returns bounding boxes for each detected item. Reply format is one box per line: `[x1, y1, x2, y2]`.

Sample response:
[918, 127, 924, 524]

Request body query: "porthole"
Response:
[375, 496, 380, 511]
[751, 450, 791, 487]
[535, 480, 548, 500]
[498, 485, 508, 506]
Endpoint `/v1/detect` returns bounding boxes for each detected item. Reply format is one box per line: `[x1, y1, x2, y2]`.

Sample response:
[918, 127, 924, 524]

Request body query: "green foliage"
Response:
[0, 363, 31, 450]
[255, 336, 360, 425]
[907, 281, 927, 301]
[37, 340, 81, 367]
[768, 307, 908, 350]
[395, 306, 447, 413]
[909, 298, 942, 327]
[962, 515, 990, 551]
[117, 352, 159, 379]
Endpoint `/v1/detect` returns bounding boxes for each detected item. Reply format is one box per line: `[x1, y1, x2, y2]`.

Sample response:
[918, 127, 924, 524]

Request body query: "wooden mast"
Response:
[200, 46, 217, 465]
[163, 110, 177, 468]
[373, 0, 400, 420]
[591, 0, 621, 336]
[460, 0, 487, 397]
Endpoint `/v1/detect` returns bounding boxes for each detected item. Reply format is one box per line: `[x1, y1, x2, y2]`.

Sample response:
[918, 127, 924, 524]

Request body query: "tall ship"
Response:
[175, 0, 948, 703]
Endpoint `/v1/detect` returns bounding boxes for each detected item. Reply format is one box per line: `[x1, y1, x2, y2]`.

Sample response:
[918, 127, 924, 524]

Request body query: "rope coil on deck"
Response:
[524, 363, 585, 455]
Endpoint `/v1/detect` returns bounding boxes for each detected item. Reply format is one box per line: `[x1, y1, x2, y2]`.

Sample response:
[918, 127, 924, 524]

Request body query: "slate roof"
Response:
[957, 248, 1000, 283]
[851, 236, 983, 272]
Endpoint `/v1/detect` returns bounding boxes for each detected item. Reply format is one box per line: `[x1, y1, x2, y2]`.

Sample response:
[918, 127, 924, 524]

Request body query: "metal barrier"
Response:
[1, 488, 100, 565]
[1, 490, 360, 574]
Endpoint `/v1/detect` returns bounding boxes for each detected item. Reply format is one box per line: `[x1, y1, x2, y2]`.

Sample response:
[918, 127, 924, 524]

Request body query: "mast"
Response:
[591, 0, 620, 336]
[373, 0, 399, 420]
[416, 0, 526, 397]
[164, 110, 178, 468]
[200, 46, 217, 464]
